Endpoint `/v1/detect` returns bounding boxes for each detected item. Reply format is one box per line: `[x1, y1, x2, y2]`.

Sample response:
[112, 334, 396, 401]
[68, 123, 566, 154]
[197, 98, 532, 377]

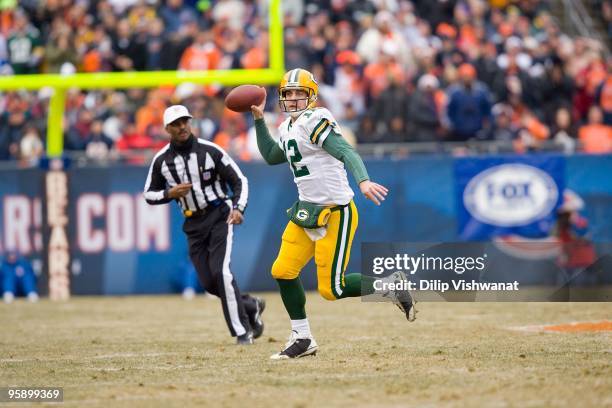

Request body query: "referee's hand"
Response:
[168, 183, 192, 199]
[227, 210, 244, 225]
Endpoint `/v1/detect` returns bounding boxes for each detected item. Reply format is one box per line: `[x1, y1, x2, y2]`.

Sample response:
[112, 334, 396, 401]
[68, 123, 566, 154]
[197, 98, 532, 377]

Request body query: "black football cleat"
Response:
[270, 330, 318, 360]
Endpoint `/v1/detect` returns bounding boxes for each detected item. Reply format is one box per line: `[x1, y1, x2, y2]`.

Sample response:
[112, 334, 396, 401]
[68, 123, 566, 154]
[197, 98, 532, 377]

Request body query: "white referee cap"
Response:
[163, 105, 193, 127]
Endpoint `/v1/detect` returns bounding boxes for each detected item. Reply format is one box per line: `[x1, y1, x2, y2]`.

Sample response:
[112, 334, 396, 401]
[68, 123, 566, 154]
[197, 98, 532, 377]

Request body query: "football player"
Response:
[251, 68, 415, 360]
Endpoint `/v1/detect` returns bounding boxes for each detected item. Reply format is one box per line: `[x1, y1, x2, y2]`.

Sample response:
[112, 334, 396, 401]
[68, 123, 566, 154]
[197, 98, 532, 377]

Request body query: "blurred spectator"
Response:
[578, 106, 612, 154]
[189, 94, 218, 141]
[516, 110, 550, 152]
[496, 36, 532, 72]
[594, 70, 612, 125]
[0, 92, 30, 160]
[159, 0, 198, 34]
[213, 110, 250, 161]
[603, 1, 612, 39]
[66, 109, 94, 150]
[284, 26, 312, 70]
[408, 74, 445, 142]
[1, 251, 38, 303]
[45, 31, 78, 74]
[321, 52, 365, 132]
[435, 23, 467, 74]
[551, 107, 578, 153]
[357, 10, 413, 71]
[135, 90, 167, 137]
[81, 26, 114, 72]
[363, 41, 405, 101]
[19, 125, 44, 165]
[240, 32, 268, 69]
[116, 122, 155, 151]
[446, 63, 492, 141]
[487, 103, 519, 142]
[179, 30, 222, 71]
[212, 0, 247, 31]
[85, 120, 114, 160]
[541, 60, 575, 123]
[551, 191, 597, 286]
[474, 42, 500, 90]
[146, 18, 166, 70]
[7, 11, 43, 74]
[112, 18, 147, 71]
[573, 54, 606, 121]
[0, 32, 9, 69]
[159, 26, 194, 70]
[367, 77, 410, 143]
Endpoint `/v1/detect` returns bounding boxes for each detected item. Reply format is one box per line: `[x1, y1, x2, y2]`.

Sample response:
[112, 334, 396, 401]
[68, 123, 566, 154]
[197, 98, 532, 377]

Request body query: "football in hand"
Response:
[225, 85, 265, 113]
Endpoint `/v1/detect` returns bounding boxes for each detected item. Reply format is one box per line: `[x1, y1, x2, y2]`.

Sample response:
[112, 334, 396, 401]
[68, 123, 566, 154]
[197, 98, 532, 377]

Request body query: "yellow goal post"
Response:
[0, 0, 285, 157]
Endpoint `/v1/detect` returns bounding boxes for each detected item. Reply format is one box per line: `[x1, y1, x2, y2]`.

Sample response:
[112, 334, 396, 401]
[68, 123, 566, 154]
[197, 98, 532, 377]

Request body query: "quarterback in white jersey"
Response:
[252, 68, 415, 360]
[277, 106, 353, 205]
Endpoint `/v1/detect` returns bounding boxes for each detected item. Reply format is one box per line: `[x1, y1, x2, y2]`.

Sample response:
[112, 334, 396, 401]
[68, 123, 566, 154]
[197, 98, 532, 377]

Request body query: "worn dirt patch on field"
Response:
[511, 320, 612, 333]
[543, 321, 612, 332]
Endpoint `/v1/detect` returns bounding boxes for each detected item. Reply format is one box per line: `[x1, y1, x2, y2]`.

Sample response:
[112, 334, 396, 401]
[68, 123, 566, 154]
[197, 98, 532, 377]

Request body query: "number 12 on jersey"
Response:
[283, 139, 310, 178]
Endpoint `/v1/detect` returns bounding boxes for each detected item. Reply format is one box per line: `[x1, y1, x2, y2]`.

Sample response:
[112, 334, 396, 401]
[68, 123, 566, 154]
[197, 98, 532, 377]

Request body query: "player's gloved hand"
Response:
[359, 180, 388, 205]
[168, 183, 192, 199]
[226, 210, 244, 225]
[251, 87, 267, 120]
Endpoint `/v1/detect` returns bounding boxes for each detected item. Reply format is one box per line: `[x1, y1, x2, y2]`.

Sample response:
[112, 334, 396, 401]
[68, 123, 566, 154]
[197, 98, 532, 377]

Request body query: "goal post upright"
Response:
[0, 0, 285, 158]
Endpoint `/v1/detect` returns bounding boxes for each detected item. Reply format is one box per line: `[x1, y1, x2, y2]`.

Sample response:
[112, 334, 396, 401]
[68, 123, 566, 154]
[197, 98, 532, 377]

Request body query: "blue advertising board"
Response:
[0, 154, 610, 294]
[455, 155, 565, 240]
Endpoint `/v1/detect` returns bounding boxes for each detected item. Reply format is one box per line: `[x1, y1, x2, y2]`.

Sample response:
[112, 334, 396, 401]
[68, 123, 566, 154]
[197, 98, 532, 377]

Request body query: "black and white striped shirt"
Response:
[143, 136, 248, 213]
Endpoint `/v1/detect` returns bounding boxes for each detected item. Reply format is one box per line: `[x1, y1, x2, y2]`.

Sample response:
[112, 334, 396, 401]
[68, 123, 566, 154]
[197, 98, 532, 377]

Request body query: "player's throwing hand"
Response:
[359, 180, 388, 205]
[250, 87, 267, 120]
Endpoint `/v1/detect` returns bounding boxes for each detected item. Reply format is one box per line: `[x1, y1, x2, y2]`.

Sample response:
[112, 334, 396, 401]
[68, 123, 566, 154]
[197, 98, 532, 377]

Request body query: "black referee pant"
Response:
[182, 201, 256, 337]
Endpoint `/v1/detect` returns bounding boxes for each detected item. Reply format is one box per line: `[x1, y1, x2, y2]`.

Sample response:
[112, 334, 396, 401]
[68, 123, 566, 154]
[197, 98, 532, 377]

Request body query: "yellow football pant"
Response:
[271, 201, 358, 300]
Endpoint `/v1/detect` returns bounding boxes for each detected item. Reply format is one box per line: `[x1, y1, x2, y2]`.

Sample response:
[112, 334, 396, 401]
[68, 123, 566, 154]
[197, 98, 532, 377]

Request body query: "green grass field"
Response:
[1, 295, 611, 407]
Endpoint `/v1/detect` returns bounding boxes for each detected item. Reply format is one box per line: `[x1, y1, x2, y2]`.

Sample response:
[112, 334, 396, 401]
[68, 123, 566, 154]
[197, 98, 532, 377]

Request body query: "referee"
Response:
[144, 105, 264, 345]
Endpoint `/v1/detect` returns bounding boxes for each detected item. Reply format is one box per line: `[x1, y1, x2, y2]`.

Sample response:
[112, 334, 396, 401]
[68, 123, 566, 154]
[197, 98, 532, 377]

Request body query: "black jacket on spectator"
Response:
[408, 90, 440, 142]
[112, 34, 147, 71]
[0, 111, 29, 160]
[367, 84, 411, 143]
[541, 71, 575, 123]
[474, 56, 500, 96]
[159, 35, 192, 70]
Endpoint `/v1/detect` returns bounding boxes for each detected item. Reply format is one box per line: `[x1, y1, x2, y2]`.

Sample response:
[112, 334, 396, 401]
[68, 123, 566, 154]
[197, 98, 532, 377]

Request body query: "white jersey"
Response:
[278, 107, 354, 205]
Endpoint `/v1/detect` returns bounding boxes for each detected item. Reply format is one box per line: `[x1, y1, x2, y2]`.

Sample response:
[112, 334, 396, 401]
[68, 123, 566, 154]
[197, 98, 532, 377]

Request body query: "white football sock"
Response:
[290, 318, 312, 338]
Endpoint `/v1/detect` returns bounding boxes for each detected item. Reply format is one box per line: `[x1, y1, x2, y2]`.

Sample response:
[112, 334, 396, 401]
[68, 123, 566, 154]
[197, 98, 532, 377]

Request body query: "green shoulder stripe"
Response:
[313, 123, 329, 144]
[309, 118, 329, 144]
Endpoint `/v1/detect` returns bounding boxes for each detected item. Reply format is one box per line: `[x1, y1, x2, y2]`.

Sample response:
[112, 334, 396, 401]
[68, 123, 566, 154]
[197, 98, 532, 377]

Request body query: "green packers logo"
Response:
[296, 209, 309, 221]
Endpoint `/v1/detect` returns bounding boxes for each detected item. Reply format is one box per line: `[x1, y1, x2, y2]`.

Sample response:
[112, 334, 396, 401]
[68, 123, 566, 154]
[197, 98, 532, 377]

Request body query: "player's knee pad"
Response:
[271, 258, 300, 280]
[318, 285, 339, 301]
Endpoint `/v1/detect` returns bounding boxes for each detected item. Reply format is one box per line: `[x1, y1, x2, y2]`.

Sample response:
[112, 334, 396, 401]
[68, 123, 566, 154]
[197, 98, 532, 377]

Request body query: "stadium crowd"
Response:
[0, 0, 610, 165]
